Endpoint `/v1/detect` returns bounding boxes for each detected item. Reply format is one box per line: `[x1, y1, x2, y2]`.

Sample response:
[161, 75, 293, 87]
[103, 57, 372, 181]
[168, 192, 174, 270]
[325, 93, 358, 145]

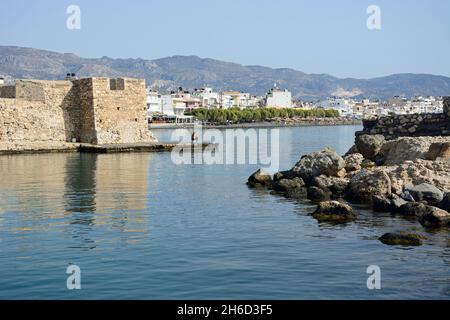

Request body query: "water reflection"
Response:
[0, 152, 153, 249]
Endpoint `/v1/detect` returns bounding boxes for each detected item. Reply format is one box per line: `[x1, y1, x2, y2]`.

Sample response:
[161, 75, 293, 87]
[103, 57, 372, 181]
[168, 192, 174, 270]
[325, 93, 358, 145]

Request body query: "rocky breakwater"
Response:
[247, 134, 450, 246]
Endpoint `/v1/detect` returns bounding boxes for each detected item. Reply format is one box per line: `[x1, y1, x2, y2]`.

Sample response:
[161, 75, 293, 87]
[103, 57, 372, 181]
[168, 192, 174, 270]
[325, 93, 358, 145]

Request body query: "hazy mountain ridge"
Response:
[1, 45, 449, 100]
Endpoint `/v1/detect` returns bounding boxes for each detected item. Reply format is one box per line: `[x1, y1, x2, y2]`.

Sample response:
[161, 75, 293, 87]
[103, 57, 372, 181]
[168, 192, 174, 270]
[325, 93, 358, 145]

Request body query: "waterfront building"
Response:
[265, 86, 292, 108]
[0, 77, 4, 86]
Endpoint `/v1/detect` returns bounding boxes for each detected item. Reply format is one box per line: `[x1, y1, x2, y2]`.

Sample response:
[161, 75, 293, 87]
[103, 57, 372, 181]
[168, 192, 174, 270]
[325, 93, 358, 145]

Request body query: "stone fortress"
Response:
[0, 77, 156, 149]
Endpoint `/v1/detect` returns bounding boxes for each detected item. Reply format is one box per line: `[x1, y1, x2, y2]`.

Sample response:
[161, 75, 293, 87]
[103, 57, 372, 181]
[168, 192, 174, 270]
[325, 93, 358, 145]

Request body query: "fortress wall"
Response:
[357, 97, 450, 140]
[89, 78, 153, 144]
[0, 80, 81, 144]
[0, 77, 155, 147]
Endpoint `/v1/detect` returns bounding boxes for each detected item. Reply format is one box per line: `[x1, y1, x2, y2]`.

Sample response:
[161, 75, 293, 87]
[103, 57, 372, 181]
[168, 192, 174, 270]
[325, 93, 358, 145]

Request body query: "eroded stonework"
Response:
[0, 77, 156, 145]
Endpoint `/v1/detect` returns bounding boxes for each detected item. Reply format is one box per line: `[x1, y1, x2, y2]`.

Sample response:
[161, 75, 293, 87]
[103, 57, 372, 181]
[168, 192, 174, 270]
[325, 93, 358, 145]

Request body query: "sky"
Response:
[0, 0, 449, 79]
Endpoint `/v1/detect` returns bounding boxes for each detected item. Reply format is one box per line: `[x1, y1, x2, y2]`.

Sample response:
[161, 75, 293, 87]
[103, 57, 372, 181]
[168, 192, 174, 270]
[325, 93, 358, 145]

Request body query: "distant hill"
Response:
[1, 45, 449, 100]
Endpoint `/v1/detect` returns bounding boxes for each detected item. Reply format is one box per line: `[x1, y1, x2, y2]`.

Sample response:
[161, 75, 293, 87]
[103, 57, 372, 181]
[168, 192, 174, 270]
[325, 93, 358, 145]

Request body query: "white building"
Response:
[147, 89, 162, 114]
[192, 87, 221, 108]
[265, 86, 292, 108]
[0, 77, 4, 86]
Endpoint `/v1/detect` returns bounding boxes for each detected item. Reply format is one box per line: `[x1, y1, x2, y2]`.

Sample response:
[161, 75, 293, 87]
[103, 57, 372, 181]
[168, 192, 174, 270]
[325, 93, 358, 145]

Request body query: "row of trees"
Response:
[187, 107, 340, 124]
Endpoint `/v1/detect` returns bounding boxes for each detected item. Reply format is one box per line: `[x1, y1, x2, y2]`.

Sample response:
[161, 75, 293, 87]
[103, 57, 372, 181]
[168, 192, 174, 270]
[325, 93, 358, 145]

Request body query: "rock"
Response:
[292, 147, 345, 182]
[311, 201, 357, 223]
[439, 192, 450, 212]
[372, 195, 392, 212]
[381, 137, 446, 165]
[285, 187, 308, 200]
[273, 170, 297, 182]
[307, 186, 332, 202]
[344, 153, 364, 172]
[346, 169, 392, 204]
[401, 191, 415, 202]
[372, 194, 408, 213]
[379, 232, 426, 246]
[272, 177, 305, 193]
[361, 159, 376, 169]
[419, 206, 450, 228]
[390, 194, 408, 211]
[355, 134, 385, 160]
[311, 175, 349, 196]
[247, 169, 272, 187]
[398, 202, 429, 217]
[404, 183, 443, 206]
[426, 142, 450, 161]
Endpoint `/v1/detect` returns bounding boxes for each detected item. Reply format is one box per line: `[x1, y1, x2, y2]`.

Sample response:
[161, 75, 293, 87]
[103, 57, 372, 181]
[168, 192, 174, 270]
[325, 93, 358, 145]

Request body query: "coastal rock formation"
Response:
[311, 201, 356, 223]
[379, 232, 426, 246]
[292, 147, 345, 182]
[247, 169, 273, 187]
[247, 106, 450, 239]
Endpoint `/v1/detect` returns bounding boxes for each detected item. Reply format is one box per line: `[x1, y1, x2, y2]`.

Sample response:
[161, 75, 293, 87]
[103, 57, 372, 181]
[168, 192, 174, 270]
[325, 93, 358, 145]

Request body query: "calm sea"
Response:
[0, 125, 449, 299]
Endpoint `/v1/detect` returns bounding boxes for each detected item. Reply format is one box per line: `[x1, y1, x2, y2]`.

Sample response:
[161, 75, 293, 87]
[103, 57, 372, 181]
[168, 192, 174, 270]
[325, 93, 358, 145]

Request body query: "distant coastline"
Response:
[149, 117, 362, 129]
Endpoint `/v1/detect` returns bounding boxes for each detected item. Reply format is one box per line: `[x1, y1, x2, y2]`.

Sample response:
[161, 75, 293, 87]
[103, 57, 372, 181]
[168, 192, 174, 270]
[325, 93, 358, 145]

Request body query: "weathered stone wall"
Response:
[89, 78, 153, 144]
[0, 77, 155, 146]
[357, 97, 450, 140]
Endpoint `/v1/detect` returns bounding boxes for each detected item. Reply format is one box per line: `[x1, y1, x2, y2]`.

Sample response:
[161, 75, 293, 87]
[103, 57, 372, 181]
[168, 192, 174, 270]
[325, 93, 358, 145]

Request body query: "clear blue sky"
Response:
[1, 0, 449, 78]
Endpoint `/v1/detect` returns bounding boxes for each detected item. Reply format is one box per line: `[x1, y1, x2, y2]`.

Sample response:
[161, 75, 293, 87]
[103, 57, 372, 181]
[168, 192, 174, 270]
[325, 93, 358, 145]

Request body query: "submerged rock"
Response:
[311, 201, 356, 223]
[379, 232, 426, 246]
[247, 169, 272, 187]
[404, 183, 444, 206]
[292, 147, 345, 183]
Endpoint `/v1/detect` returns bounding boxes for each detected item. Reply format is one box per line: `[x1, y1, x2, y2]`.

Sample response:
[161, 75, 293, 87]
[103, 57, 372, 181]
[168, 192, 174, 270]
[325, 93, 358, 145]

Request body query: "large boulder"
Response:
[292, 147, 345, 182]
[404, 183, 444, 206]
[272, 177, 305, 193]
[346, 169, 392, 204]
[311, 201, 357, 223]
[419, 206, 450, 228]
[247, 169, 272, 187]
[379, 232, 426, 246]
[355, 134, 385, 161]
[344, 153, 364, 172]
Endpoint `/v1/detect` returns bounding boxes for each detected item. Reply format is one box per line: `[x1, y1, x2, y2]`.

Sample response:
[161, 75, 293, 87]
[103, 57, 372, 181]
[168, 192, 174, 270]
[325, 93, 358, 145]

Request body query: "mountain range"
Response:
[1, 45, 449, 100]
